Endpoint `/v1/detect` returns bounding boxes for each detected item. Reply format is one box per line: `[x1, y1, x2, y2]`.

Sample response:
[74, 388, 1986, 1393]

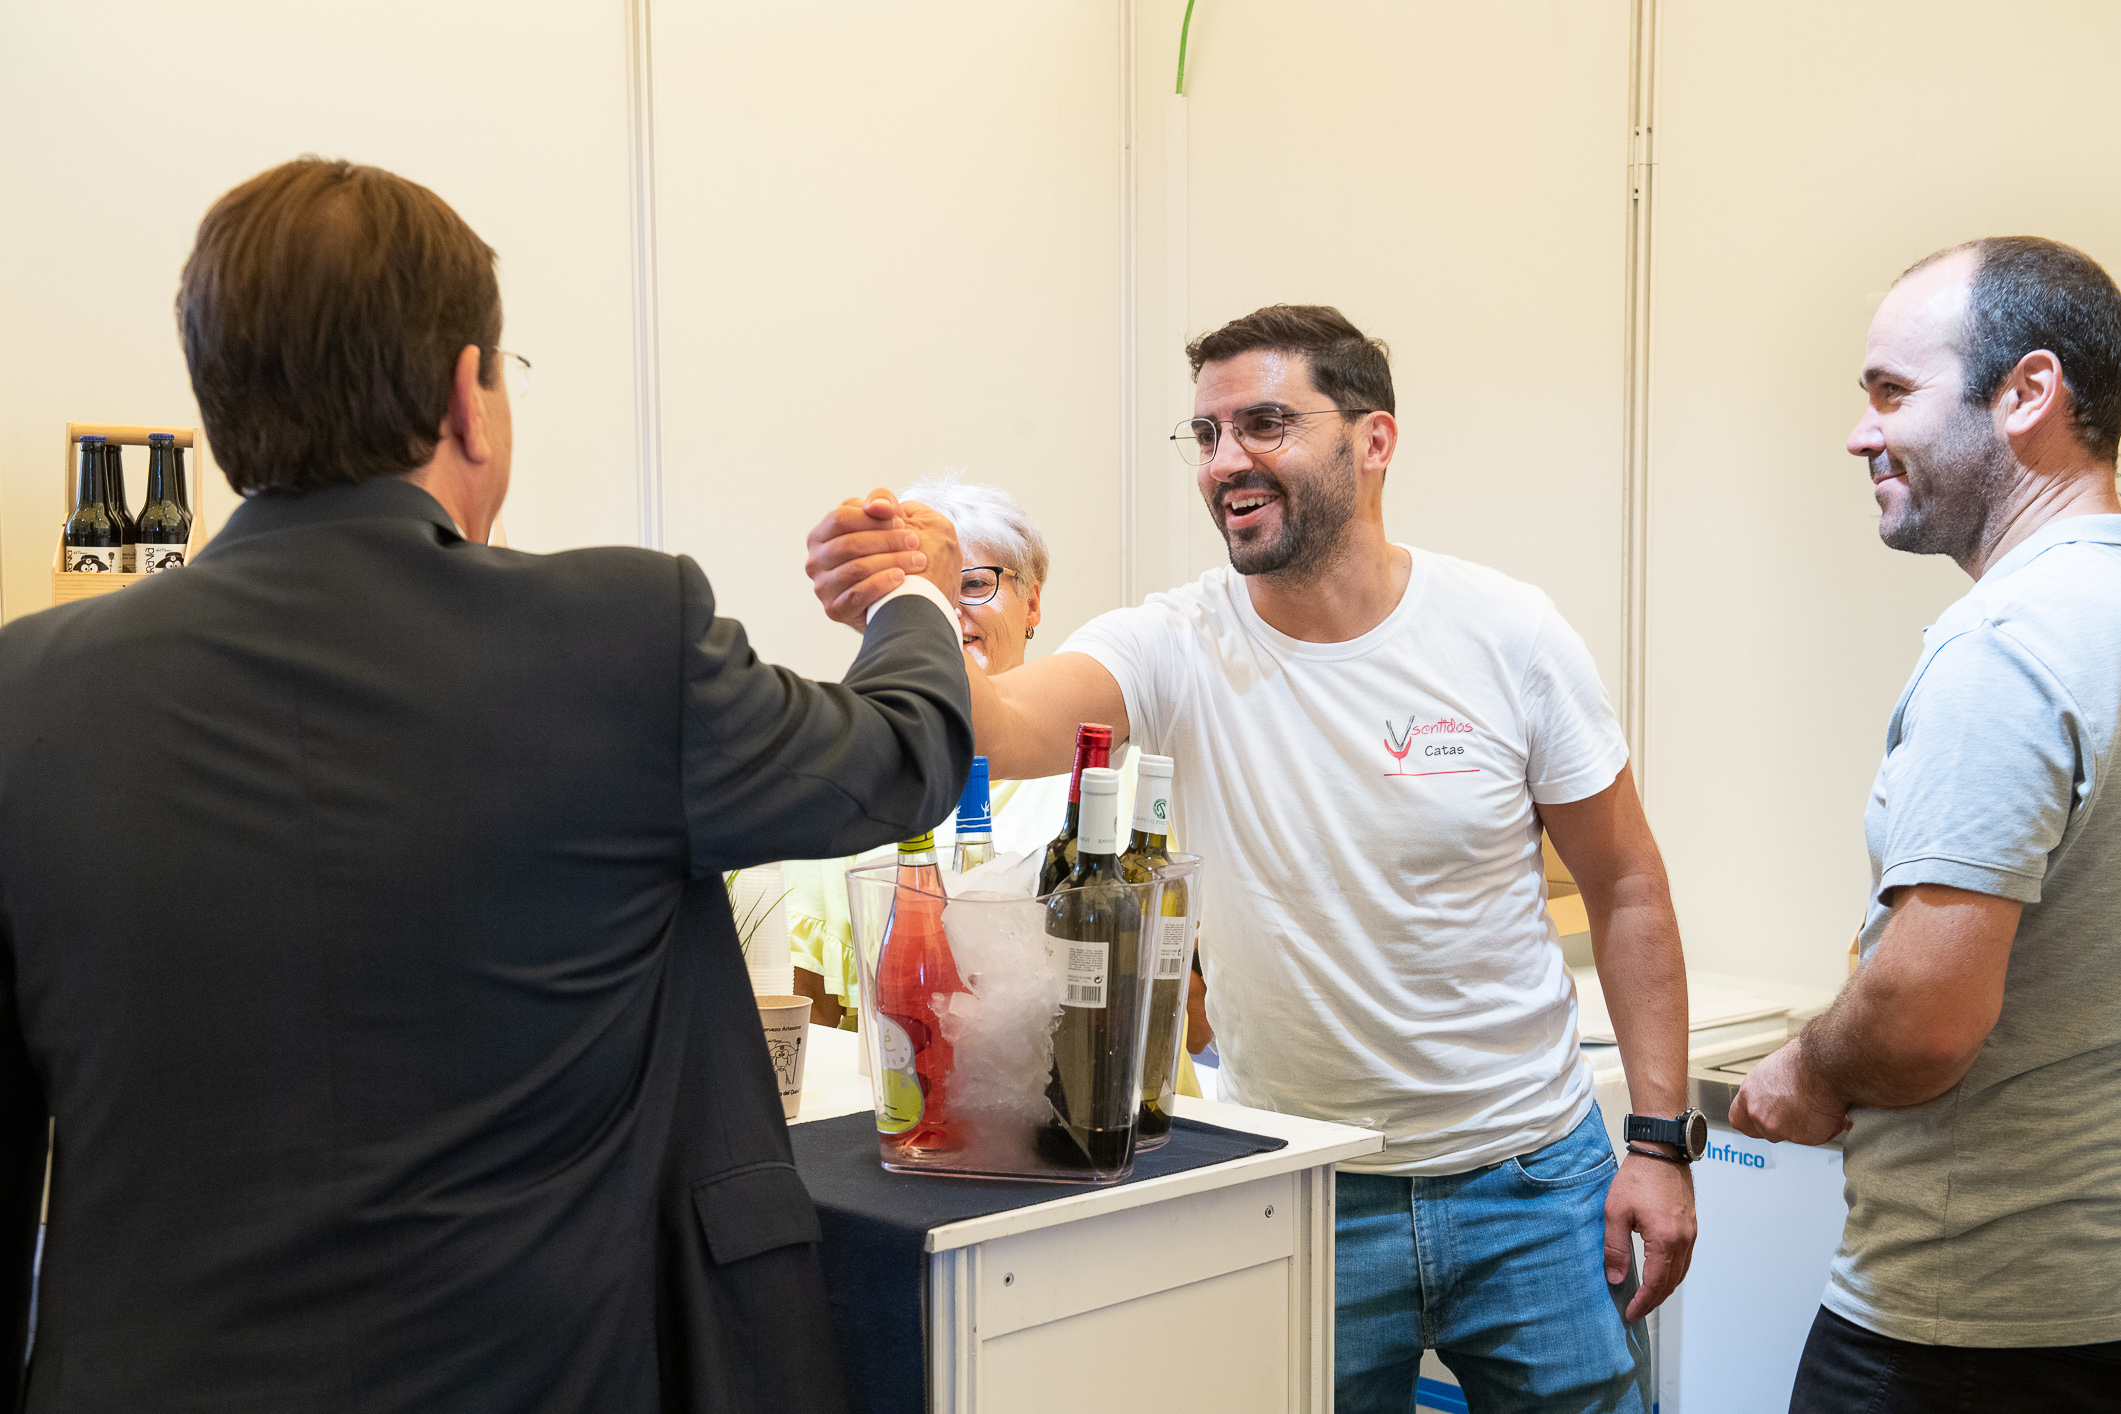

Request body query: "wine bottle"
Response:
[1037, 723, 1112, 895]
[872, 830, 968, 1156]
[1120, 755, 1188, 1146]
[1037, 766, 1147, 1173]
[102, 442, 138, 571]
[137, 432, 193, 574]
[952, 756, 994, 873]
[62, 436, 121, 574]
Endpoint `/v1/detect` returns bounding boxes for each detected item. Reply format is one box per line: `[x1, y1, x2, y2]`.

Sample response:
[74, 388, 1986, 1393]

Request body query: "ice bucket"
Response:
[846, 854, 1202, 1184]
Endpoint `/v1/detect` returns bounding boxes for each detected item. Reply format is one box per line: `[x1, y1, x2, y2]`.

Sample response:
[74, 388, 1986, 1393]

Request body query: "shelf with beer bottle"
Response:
[54, 422, 208, 605]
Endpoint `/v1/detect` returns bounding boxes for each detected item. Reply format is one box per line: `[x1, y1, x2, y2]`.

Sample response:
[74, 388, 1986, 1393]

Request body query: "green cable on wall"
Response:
[1175, 0, 1198, 95]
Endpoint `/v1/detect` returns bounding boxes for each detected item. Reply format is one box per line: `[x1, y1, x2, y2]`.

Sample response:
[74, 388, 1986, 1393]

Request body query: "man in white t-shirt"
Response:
[806, 305, 1696, 1412]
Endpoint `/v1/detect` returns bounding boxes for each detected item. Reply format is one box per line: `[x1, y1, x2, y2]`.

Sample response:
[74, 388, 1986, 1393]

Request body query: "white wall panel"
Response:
[652, 3, 1125, 683]
[1649, 0, 2121, 990]
[0, 1, 639, 622]
[1146, 0, 1634, 697]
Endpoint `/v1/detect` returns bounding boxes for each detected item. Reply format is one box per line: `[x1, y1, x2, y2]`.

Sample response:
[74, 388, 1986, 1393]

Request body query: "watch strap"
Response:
[1626, 1113, 1688, 1149]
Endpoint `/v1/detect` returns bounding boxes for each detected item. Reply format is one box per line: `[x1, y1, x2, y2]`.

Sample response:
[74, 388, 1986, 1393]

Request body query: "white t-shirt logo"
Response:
[1384, 714, 1480, 777]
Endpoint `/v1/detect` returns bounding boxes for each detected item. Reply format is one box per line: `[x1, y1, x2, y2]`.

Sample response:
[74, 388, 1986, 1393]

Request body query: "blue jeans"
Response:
[1335, 1103, 1651, 1414]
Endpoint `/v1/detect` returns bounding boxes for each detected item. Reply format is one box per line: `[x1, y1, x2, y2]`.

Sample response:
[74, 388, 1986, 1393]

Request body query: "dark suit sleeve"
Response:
[0, 899, 47, 1411]
[678, 557, 973, 874]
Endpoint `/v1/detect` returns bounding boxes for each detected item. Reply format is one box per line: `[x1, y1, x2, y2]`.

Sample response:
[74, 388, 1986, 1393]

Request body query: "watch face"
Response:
[1684, 1110, 1710, 1160]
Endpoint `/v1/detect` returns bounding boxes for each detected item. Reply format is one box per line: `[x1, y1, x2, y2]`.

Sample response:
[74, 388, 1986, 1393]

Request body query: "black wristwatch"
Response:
[1625, 1110, 1708, 1163]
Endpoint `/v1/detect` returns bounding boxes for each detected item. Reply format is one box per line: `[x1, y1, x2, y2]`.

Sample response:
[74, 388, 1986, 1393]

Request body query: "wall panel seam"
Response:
[1621, 0, 1660, 786]
[1119, 0, 1139, 607]
[626, 0, 666, 551]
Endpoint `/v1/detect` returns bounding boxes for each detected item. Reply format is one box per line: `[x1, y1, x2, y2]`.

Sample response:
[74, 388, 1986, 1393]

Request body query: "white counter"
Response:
[792, 1023, 1381, 1413]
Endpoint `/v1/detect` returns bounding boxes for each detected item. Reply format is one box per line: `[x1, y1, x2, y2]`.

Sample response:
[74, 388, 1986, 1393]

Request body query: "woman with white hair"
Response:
[784, 474, 1140, 1018]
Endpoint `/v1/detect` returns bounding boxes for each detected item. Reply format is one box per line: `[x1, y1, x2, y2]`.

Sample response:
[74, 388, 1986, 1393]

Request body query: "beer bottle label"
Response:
[65, 547, 121, 574]
[139, 544, 187, 574]
[120, 545, 136, 574]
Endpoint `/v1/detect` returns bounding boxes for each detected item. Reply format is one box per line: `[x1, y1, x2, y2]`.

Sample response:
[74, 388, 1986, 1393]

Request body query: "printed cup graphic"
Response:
[755, 995, 811, 1120]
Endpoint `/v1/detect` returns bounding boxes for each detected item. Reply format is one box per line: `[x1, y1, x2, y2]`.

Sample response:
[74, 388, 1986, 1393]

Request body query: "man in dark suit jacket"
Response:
[0, 159, 970, 1412]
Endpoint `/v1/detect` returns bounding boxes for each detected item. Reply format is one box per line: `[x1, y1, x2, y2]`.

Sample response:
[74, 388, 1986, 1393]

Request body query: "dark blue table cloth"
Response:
[790, 1110, 1289, 1414]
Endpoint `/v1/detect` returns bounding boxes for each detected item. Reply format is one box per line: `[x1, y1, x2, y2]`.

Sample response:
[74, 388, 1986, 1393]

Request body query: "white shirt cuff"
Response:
[868, 574, 958, 628]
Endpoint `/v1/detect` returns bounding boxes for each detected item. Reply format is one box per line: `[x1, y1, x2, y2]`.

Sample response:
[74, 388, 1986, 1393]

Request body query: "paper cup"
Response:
[756, 996, 811, 1120]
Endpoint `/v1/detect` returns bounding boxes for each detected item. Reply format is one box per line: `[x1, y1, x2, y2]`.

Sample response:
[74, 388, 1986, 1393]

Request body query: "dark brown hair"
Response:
[1185, 304, 1394, 417]
[1903, 236, 2121, 463]
[176, 157, 502, 495]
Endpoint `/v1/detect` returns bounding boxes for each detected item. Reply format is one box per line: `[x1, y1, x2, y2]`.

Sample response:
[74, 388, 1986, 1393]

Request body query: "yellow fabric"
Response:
[782, 852, 886, 1028]
[1176, 1020, 1202, 1099]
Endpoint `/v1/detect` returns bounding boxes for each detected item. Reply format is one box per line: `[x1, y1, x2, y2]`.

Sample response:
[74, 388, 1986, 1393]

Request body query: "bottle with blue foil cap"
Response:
[952, 756, 993, 873]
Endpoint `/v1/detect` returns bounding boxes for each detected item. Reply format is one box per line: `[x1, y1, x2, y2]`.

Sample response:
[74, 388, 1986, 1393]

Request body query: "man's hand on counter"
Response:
[805, 487, 962, 629]
[1727, 1035, 1853, 1146]
[1606, 1149, 1696, 1321]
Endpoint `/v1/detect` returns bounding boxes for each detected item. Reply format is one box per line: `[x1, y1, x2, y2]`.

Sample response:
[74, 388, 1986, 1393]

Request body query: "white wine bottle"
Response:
[1037, 766, 1146, 1173]
[1120, 754, 1187, 1147]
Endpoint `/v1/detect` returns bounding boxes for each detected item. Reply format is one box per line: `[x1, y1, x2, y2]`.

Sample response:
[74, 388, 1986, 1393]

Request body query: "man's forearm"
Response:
[1798, 979, 1976, 1110]
[968, 654, 1124, 781]
[966, 663, 1044, 780]
[1587, 879, 1689, 1118]
[1797, 885, 2016, 1110]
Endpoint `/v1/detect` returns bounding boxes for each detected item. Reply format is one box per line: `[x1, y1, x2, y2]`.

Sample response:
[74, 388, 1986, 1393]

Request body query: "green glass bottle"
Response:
[1120, 754, 1188, 1147]
[1037, 766, 1147, 1173]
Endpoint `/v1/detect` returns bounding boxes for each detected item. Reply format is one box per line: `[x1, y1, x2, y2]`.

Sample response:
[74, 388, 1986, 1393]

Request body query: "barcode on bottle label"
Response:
[138, 544, 186, 574]
[1155, 916, 1189, 979]
[64, 547, 121, 575]
[1063, 940, 1110, 1008]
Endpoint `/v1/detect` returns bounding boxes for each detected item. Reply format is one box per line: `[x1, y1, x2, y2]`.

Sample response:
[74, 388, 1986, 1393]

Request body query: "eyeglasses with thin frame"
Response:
[959, 566, 1018, 606]
[1170, 404, 1377, 466]
[495, 349, 532, 404]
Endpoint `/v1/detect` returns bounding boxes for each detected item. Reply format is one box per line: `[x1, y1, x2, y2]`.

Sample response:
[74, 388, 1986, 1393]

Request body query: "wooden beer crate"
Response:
[53, 422, 209, 605]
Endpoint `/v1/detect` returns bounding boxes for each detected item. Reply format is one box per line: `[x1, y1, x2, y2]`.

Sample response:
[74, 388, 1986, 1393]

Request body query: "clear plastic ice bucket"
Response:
[846, 854, 1202, 1184]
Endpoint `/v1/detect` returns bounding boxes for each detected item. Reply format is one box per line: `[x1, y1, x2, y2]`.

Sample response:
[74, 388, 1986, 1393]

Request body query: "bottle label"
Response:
[64, 547, 120, 575]
[1063, 940, 1110, 1008]
[138, 544, 187, 574]
[1155, 916, 1189, 979]
[872, 1015, 925, 1133]
[1134, 785, 1173, 836]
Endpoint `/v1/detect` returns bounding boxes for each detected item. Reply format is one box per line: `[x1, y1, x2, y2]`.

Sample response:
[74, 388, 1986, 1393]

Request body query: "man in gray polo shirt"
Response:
[1732, 237, 2121, 1406]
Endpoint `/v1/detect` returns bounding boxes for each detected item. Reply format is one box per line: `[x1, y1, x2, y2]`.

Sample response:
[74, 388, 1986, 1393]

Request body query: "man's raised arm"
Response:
[806, 490, 1130, 778]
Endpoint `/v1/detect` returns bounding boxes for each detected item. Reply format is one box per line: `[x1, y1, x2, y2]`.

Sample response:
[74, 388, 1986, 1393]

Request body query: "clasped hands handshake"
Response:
[804, 487, 962, 630]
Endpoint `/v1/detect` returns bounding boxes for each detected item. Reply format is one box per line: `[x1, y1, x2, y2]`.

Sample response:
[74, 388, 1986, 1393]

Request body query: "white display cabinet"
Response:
[795, 1025, 1380, 1413]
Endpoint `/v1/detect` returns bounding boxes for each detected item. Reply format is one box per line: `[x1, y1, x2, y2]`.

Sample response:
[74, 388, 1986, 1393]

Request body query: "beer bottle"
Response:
[137, 433, 192, 573]
[62, 436, 122, 574]
[102, 442, 138, 571]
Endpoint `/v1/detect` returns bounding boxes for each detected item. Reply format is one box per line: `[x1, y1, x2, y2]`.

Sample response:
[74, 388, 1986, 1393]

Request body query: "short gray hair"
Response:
[898, 473, 1051, 592]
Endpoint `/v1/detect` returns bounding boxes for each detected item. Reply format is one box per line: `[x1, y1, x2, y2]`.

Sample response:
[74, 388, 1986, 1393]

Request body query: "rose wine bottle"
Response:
[873, 831, 967, 1156]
